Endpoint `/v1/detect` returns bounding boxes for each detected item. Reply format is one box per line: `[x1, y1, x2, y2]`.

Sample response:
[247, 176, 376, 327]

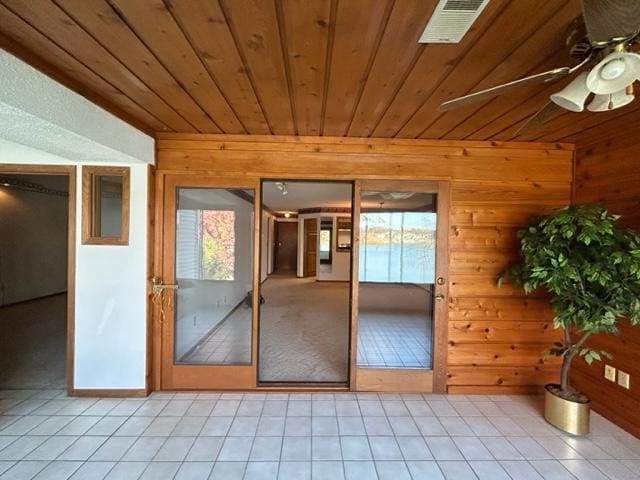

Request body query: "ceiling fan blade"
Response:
[582, 0, 640, 45]
[440, 67, 571, 111]
[513, 101, 563, 138]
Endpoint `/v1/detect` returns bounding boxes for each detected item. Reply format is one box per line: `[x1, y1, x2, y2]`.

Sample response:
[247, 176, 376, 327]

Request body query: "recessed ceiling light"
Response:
[284, 212, 291, 218]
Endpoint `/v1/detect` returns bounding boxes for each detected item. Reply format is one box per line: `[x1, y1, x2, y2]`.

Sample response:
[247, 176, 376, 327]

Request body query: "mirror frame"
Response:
[81, 165, 130, 245]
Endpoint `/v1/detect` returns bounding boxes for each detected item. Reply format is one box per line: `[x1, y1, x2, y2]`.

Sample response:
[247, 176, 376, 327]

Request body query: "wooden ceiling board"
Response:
[321, 0, 393, 136]
[1, 0, 191, 131]
[443, 46, 569, 140]
[279, 0, 332, 136]
[347, 0, 438, 137]
[405, 1, 570, 139]
[370, 0, 510, 138]
[427, 0, 581, 140]
[219, 0, 295, 135]
[1, 0, 636, 143]
[108, 0, 246, 133]
[0, 7, 165, 134]
[467, 73, 574, 141]
[53, 0, 217, 133]
[166, 0, 271, 134]
[525, 101, 640, 142]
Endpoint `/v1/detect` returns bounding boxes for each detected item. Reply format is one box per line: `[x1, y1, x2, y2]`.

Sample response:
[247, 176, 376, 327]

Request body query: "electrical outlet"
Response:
[604, 364, 616, 382]
[618, 370, 630, 389]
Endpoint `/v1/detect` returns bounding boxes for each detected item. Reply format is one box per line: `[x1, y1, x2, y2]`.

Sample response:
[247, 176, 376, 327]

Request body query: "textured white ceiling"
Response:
[262, 181, 352, 211]
[0, 50, 153, 165]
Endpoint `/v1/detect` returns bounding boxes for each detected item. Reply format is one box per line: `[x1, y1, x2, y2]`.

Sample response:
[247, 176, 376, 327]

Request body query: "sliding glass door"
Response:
[352, 180, 449, 392]
[158, 175, 259, 390]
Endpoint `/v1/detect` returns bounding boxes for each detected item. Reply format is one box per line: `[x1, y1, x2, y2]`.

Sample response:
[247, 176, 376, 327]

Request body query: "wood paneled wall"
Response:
[573, 133, 640, 437]
[156, 134, 573, 393]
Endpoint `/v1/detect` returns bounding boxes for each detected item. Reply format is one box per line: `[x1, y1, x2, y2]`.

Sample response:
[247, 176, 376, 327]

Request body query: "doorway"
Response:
[274, 221, 297, 273]
[258, 180, 353, 384]
[0, 166, 76, 393]
[153, 173, 448, 392]
[352, 180, 449, 392]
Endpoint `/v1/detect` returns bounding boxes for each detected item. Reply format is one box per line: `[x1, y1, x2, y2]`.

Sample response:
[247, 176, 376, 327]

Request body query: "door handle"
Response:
[151, 277, 178, 294]
[435, 294, 445, 301]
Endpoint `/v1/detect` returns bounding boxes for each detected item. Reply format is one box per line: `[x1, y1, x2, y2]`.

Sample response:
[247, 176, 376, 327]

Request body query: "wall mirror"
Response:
[82, 166, 130, 245]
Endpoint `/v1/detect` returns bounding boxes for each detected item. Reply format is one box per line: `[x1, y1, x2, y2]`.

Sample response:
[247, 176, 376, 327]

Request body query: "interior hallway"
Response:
[259, 275, 350, 383]
[0, 294, 66, 389]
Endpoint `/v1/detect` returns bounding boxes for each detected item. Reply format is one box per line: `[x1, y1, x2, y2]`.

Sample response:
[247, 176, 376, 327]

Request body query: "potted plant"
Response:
[500, 204, 640, 435]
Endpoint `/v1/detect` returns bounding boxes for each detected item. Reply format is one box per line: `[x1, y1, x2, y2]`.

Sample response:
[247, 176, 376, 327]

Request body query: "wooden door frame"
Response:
[0, 164, 77, 395]
[151, 173, 449, 393]
[302, 217, 318, 277]
[351, 179, 450, 393]
[152, 173, 261, 390]
[273, 220, 298, 273]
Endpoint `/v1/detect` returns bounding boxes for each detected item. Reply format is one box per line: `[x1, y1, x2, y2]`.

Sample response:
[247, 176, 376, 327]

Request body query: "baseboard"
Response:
[71, 388, 148, 398]
[0, 291, 67, 308]
[447, 385, 545, 395]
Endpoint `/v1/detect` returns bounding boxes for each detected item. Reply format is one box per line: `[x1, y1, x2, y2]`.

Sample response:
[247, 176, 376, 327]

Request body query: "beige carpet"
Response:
[0, 294, 67, 389]
[259, 275, 350, 383]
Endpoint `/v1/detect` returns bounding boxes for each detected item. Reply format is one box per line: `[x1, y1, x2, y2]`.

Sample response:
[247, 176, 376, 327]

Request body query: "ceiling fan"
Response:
[440, 0, 640, 136]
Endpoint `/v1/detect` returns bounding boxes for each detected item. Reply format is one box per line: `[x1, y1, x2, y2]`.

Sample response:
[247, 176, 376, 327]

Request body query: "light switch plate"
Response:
[618, 370, 630, 389]
[604, 364, 616, 382]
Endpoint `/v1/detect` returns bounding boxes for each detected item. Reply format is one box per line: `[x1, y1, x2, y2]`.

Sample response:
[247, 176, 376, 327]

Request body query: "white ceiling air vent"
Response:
[419, 0, 491, 44]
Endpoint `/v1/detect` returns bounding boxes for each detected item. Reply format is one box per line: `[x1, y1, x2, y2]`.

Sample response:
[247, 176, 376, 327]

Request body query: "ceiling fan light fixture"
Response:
[550, 72, 591, 112]
[587, 88, 635, 112]
[586, 51, 640, 94]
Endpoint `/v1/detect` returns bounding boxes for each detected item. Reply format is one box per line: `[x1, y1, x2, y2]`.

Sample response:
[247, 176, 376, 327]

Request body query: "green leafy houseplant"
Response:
[500, 204, 640, 402]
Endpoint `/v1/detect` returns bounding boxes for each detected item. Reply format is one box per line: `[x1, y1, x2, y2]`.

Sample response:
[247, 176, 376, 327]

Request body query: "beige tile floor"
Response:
[0, 389, 638, 479]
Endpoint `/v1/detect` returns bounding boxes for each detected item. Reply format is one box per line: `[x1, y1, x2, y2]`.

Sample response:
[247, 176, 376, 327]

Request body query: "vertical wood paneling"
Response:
[155, 134, 573, 394]
[573, 137, 640, 437]
[0, 9, 165, 134]
[370, 0, 508, 138]
[7, 0, 636, 143]
[321, 0, 392, 136]
[108, 0, 244, 133]
[347, 0, 436, 137]
[220, 0, 295, 135]
[403, 1, 568, 139]
[279, 0, 331, 136]
[1, 0, 190, 131]
[54, 0, 216, 133]
[431, 0, 580, 140]
[166, 0, 270, 134]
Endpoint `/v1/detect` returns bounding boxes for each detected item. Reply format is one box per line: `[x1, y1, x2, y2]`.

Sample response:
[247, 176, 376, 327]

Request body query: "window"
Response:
[177, 209, 236, 281]
[359, 211, 436, 283]
[320, 220, 333, 265]
[336, 217, 352, 251]
[81, 166, 129, 245]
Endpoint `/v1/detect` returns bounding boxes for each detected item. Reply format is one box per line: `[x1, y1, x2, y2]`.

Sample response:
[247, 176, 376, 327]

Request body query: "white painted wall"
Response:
[0, 51, 154, 390]
[0, 175, 68, 305]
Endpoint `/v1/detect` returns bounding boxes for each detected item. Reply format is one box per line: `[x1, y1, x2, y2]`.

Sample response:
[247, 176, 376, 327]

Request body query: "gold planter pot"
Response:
[544, 384, 590, 435]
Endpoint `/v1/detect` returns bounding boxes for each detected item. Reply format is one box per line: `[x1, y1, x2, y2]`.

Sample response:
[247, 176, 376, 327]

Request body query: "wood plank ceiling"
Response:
[1, 0, 636, 143]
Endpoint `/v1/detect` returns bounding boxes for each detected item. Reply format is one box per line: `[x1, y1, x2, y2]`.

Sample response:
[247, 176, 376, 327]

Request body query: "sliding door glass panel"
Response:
[174, 187, 254, 365]
[357, 191, 436, 369]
